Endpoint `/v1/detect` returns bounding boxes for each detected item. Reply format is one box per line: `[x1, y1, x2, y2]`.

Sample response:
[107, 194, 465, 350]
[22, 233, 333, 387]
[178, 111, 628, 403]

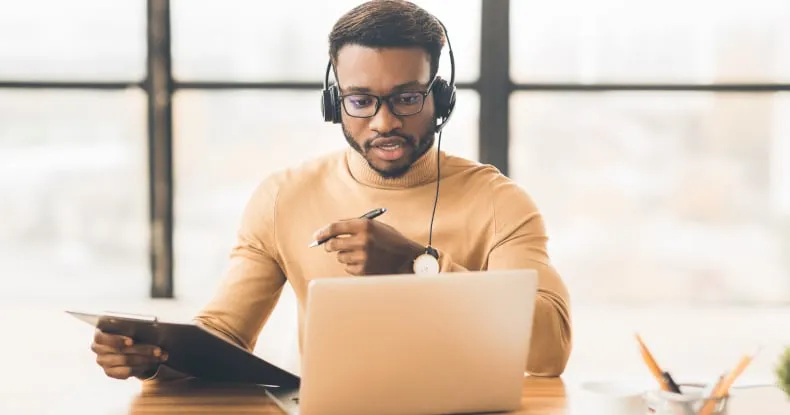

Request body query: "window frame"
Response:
[0, 0, 787, 298]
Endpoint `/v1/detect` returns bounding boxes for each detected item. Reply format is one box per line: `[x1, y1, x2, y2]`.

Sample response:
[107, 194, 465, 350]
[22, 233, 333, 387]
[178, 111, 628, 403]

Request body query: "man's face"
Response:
[334, 45, 436, 178]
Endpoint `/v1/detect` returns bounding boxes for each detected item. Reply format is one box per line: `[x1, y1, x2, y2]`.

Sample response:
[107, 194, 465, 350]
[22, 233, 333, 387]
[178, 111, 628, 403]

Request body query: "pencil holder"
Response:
[644, 383, 729, 415]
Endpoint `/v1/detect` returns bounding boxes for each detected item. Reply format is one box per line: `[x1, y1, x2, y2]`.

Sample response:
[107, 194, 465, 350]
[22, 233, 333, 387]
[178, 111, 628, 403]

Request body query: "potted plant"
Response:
[778, 346, 790, 398]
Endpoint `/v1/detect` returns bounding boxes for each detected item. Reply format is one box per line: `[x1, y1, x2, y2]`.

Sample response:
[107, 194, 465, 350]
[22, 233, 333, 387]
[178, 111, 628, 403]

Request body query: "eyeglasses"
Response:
[339, 78, 437, 118]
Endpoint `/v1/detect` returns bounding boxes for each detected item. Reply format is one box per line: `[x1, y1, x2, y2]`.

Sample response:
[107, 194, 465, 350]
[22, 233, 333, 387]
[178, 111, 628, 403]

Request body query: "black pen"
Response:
[308, 208, 387, 248]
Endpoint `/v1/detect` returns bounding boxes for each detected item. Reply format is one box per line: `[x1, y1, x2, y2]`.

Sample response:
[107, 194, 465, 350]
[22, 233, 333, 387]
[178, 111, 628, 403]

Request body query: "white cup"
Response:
[568, 381, 648, 415]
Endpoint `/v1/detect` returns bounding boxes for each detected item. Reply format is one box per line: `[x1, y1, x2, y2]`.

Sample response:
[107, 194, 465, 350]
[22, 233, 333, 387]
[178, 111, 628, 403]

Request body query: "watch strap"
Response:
[425, 246, 439, 259]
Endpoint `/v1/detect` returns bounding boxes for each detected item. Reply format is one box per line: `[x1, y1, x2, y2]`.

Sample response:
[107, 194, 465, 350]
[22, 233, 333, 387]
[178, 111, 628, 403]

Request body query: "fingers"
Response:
[345, 264, 365, 276]
[92, 330, 164, 355]
[314, 219, 369, 243]
[94, 329, 132, 349]
[324, 235, 365, 253]
[91, 342, 118, 355]
[103, 364, 155, 380]
[104, 366, 135, 380]
[96, 352, 164, 380]
[91, 329, 168, 380]
[96, 353, 161, 369]
[92, 339, 168, 361]
[121, 344, 165, 357]
[336, 250, 366, 265]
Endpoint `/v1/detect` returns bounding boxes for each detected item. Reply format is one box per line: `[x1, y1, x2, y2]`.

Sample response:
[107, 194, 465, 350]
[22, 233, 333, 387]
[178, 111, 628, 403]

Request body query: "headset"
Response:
[320, 21, 456, 132]
[320, 16, 456, 274]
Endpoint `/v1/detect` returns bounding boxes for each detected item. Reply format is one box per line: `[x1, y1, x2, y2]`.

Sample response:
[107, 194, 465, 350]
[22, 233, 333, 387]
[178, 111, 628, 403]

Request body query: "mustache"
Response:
[364, 132, 415, 150]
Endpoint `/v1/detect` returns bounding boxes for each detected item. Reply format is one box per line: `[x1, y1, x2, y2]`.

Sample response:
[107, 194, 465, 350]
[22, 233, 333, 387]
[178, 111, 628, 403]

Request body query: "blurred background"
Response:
[1, 0, 789, 413]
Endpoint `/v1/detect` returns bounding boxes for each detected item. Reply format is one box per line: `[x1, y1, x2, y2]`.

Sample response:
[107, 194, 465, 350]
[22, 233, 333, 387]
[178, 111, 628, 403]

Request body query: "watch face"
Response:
[413, 253, 440, 275]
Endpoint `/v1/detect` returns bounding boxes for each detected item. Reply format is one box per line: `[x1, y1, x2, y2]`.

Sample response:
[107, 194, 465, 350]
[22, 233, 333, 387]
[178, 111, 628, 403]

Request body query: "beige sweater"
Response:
[153, 145, 572, 380]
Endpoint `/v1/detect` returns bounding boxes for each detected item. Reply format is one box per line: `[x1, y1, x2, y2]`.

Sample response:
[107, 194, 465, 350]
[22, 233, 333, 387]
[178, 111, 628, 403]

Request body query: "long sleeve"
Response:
[192, 176, 288, 352]
[436, 179, 572, 377]
[142, 177, 287, 384]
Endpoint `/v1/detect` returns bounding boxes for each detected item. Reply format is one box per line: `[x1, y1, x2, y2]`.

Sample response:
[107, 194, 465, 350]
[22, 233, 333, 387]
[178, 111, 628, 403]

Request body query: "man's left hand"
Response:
[314, 219, 425, 276]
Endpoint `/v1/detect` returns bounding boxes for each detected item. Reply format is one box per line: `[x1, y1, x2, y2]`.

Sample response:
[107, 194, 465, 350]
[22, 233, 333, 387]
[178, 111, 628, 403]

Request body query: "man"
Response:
[90, 0, 572, 381]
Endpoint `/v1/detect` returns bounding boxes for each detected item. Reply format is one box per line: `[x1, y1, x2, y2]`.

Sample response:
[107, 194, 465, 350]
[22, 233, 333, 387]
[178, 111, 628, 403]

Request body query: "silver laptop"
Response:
[266, 269, 538, 415]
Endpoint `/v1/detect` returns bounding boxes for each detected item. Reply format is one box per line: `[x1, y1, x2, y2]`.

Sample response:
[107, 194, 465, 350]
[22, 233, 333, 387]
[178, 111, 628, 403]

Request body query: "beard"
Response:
[343, 123, 435, 179]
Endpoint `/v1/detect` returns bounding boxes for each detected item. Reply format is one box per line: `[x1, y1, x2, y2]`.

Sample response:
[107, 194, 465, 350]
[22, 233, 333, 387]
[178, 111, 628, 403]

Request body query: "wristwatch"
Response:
[413, 246, 440, 275]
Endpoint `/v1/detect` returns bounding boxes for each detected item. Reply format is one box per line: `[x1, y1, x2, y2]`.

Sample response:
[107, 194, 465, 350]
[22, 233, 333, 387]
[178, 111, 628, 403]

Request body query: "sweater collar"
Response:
[346, 145, 440, 189]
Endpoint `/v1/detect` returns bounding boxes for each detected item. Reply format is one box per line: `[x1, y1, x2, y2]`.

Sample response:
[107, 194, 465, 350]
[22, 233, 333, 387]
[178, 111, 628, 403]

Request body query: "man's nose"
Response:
[369, 102, 403, 133]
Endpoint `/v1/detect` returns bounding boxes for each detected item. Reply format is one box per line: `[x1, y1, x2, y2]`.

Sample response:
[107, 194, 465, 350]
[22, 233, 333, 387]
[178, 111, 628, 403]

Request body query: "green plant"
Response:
[778, 346, 790, 398]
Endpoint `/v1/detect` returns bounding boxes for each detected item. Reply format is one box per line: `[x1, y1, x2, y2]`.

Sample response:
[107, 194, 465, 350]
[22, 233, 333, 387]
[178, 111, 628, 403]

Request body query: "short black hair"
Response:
[329, 0, 446, 79]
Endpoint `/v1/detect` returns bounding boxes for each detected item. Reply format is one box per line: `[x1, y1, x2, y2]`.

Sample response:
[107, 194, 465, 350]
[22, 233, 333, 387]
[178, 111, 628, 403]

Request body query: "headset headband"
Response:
[323, 17, 455, 91]
[436, 18, 455, 88]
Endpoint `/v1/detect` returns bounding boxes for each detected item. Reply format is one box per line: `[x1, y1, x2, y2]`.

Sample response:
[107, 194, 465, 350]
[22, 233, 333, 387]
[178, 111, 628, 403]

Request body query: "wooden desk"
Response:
[115, 376, 567, 415]
[28, 302, 789, 414]
[55, 375, 788, 415]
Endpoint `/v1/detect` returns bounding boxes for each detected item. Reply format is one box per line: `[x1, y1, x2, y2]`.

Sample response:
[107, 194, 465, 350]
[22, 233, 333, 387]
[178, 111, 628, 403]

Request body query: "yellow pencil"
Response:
[634, 333, 670, 391]
[697, 346, 762, 415]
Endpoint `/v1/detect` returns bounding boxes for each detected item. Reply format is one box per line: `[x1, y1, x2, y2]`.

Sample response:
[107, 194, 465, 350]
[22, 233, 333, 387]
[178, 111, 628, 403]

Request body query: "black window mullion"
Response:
[146, 0, 174, 298]
[479, 0, 511, 176]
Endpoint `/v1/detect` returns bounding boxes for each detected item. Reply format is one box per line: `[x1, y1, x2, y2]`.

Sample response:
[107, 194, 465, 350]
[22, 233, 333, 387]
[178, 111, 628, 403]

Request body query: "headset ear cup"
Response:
[445, 85, 456, 119]
[321, 87, 333, 122]
[432, 77, 456, 120]
[432, 77, 449, 119]
[331, 85, 342, 123]
[321, 84, 342, 124]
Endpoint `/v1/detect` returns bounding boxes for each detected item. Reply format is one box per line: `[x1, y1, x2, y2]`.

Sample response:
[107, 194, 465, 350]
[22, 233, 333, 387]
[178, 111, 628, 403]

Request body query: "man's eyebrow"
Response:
[344, 85, 373, 93]
[343, 80, 427, 94]
[391, 80, 425, 91]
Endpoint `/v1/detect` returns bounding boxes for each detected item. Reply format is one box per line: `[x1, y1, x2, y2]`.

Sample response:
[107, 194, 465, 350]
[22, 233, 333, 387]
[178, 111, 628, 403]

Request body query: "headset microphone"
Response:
[321, 15, 456, 275]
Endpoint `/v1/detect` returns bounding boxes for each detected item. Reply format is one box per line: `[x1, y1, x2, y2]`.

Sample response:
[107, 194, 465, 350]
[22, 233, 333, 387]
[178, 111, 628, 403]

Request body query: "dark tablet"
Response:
[67, 310, 300, 389]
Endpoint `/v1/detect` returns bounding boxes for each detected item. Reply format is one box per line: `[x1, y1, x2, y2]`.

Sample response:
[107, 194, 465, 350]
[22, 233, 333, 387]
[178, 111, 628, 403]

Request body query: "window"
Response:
[0, 89, 149, 300]
[509, 92, 790, 305]
[0, 0, 146, 81]
[170, 0, 480, 82]
[172, 89, 479, 300]
[510, 0, 790, 83]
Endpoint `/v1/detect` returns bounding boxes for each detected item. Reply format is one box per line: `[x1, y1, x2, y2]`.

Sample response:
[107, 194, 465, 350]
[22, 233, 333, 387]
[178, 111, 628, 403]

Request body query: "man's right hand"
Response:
[91, 329, 169, 380]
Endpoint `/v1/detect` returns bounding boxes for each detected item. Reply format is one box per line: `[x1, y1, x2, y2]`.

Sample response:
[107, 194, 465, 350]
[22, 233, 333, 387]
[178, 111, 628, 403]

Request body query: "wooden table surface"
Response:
[54, 375, 789, 415]
[80, 376, 567, 415]
[23, 304, 789, 415]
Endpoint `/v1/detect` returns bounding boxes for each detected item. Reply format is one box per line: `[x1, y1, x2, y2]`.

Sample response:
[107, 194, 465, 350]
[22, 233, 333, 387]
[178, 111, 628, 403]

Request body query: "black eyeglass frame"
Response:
[338, 77, 438, 118]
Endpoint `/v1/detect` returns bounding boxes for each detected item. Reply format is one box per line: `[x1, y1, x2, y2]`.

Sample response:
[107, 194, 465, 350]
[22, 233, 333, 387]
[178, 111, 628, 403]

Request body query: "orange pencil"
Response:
[634, 333, 670, 391]
[697, 346, 762, 415]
